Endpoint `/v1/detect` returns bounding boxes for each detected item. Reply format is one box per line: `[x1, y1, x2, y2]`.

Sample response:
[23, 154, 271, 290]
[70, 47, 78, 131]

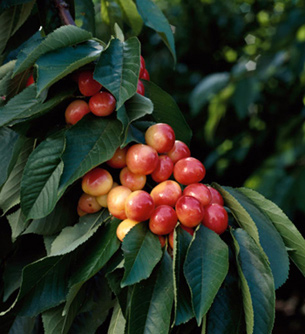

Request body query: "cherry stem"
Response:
[54, 0, 76, 26]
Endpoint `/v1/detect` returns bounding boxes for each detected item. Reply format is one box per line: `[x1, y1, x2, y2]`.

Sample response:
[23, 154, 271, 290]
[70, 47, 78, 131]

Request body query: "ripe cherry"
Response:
[116, 218, 140, 241]
[107, 185, 132, 220]
[126, 144, 158, 175]
[174, 157, 206, 185]
[106, 146, 128, 169]
[65, 100, 90, 125]
[202, 203, 228, 234]
[137, 80, 145, 96]
[78, 193, 102, 214]
[26, 74, 35, 86]
[82, 167, 113, 197]
[119, 166, 146, 191]
[78, 71, 102, 96]
[175, 195, 204, 228]
[183, 183, 212, 207]
[89, 91, 116, 116]
[139, 55, 146, 78]
[151, 155, 174, 183]
[125, 190, 155, 222]
[141, 69, 150, 81]
[149, 205, 178, 235]
[145, 123, 175, 153]
[150, 180, 182, 207]
[207, 186, 224, 206]
[96, 182, 118, 207]
[167, 140, 191, 164]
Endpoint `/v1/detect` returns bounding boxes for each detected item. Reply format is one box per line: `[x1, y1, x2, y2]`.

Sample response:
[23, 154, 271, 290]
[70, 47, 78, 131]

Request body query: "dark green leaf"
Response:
[232, 229, 275, 334]
[117, 0, 143, 35]
[59, 116, 122, 194]
[172, 225, 194, 326]
[75, 0, 96, 35]
[143, 80, 192, 146]
[126, 251, 174, 334]
[6, 315, 36, 334]
[108, 301, 126, 334]
[20, 132, 65, 220]
[121, 222, 162, 287]
[184, 225, 229, 326]
[94, 37, 140, 109]
[36, 40, 102, 96]
[41, 304, 65, 334]
[136, 0, 176, 63]
[214, 184, 290, 289]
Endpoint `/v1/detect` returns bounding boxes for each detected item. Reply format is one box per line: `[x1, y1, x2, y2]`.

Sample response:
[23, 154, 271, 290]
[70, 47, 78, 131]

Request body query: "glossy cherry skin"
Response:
[78, 193, 102, 214]
[166, 140, 191, 164]
[89, 91, 116, 116]
[126, 144, 158, 175]
[173, 157, 206, 185]
[150, 180, 182, 207]
[137, 80, 145, 96]
[183, 183, 212, 207]
[139, 55, 146, 78]
[65, 100, 90, 125]
[175, 195, 204, 228]
[107, 186, 132, 220]
[116, 219, 140, 241]
[125, 190, 155, 222]
[207, 186, 225, 206]
[78, 71, 102, 96]
[119, 166, 146, 191]
[26, 74, 35, 86]
[141, 69, 150, 80]
[202, 203, 228, 234]
[82, 167, 113, 197]
[96, 182, 118, 207]
[106, 146, 128, 169]
[149, 205, 178, 235]
[145, 123, 176, 153]
[151, 155, 174, 183]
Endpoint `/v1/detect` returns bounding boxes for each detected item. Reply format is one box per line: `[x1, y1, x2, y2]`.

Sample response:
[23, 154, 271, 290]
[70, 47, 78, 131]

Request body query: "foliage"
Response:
[0, 1, 305, 334]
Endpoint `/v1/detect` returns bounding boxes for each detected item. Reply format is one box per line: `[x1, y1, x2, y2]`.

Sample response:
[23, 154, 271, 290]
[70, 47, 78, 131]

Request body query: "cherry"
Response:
[106, 146, 128, 169]
[145, 123, 175, 153]
[77, 205, 87, 217]
[140, 69, 150, 81]
[65, 100, 90, 125]
[89, 91, 116, 116]
[107, 185, 132, 220]
[166, 140, 191, 164]
[183, 183, 212, 207]
[207, 186, 224, 206]
[126, 144, 158, 175]
[119, 167, 146, 191]
[151, 155, 174, 183]
[150, 180, 182, 207]
[125, 190, 155, 222]
[82, 167, 113, 197]
[139, 55, 146, 78]
[137, 80, 145, 96]
[116, 218, 140, 241]
[96, 182, 118, 207]
[202, 203, 228, 234]
[26, 74, 35, 86]
[174, 157, 206, 185]
[175, 195, 204, 228]
[78, 71, 102, 96]
[149, 205, 178, 235]
[78, 193, 102, 214]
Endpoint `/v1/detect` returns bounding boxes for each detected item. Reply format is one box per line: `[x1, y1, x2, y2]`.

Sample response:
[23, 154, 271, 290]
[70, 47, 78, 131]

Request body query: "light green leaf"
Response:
[117, 0, 143, 35]
[7, 208, 28, 242]
[184, 225, 229, 326]
[108, 301, 126, 334]
[94, 37, 140, 109]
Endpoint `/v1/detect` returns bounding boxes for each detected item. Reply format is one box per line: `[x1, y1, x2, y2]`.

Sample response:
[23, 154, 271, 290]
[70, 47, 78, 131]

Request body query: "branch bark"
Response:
[54, 0, 76, 26]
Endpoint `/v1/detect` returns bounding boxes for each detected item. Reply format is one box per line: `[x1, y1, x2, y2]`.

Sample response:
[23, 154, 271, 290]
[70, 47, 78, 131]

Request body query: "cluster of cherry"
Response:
[77, 123, 228, 248]
[64, 56, 149, 125]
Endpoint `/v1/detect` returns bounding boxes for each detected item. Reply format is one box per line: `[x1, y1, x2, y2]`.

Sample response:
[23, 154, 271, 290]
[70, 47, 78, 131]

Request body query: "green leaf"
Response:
[13, 25, 93, 76]
[143, 80, 192, 146]
[190, 72, 230, 117]
[49, 210, 109, 256]
[117, 92, 153, 145]
[232, 229, 275, 334]
[94, 37, 140, 109]
[42, 304, 65, 334]
[184, 225, 229, 326]
[36, 40, 102, 96]
[0, 84, 46, 127]
[172, 225, 194, 326]
[6, 315, 36, 334]
[238, 187, 305, 277]
[126, 251, 174, 334]
[117, 0, 143, 35]
[0, 137, 34, 214]
[20, 132, 65, 220]
[108, 301, 126, 334]
[136, 0, 176, 63]
[7, 208, 28, 242]
[121, 222, 163, 287]
[75, 0, 96, 35]
[214, 185, 290, 289]
[59, 116, 122, 194]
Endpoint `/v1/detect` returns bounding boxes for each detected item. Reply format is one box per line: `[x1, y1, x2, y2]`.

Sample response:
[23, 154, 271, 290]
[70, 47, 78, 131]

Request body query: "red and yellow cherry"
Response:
[126, 144, 158, 175]
[82, 167, 113, 197]
[96, 182, 118, 207]
[89, 91, 116, 116]
[107, 185, 132, 220]
[116, 218, 140, 241]
[119, 167, 146, 191]
[137, 80, 145, 96]
[145, 123, 175, 153]
[139, 55, 146, 78]
[125, 190, 155, 222]
[207, 186, 224, 206]
[78, 71, 102, 96]
[26, 74, 35, 86]
[150, 180, 182, 207]
[65, 100, 90, 125]
[149, 205, 178, 235]
[183, 183, 211, 207]
[175, 195, 204, 228]
[166, 140, 191, 164]
[151, 155, 174, 183]
[106, 146, 128, 169]
[141, 69, 150, 80]
[77, 205, 87, 217]
[78, 193, 102, 214]
[174, 157, 206, 185]
[202, 203, 228, 234]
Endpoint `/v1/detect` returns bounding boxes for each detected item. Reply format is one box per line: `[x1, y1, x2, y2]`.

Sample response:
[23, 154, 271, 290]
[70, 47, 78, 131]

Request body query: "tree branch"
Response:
[54, 0, 76, 26]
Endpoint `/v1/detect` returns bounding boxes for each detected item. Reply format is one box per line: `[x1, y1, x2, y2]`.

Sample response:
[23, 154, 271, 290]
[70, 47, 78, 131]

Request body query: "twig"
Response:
[54, 0, 76, 26]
